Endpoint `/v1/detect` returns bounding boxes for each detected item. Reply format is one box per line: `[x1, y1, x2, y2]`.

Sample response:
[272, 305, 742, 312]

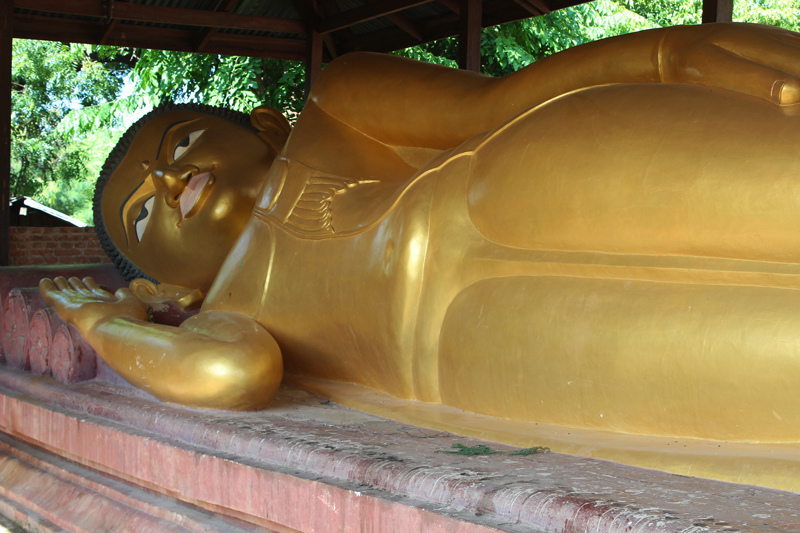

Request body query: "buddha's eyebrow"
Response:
[117, 119, 191, 247]
[156, 120, 190, 159]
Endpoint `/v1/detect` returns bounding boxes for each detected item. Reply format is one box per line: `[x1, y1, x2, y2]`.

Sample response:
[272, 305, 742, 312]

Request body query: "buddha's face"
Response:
[101, 110, 278, 291]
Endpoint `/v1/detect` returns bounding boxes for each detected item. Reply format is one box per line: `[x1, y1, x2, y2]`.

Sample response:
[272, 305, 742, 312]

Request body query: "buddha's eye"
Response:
[134, 196, 155, 242]
[173, 130, 205, 161]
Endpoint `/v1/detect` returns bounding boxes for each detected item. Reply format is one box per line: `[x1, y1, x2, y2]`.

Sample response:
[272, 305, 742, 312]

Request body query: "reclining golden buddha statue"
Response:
[40, 23, 800, 445]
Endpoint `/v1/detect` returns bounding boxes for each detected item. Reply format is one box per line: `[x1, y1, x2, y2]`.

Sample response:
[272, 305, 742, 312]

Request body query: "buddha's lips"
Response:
[180, 171, 212, 219]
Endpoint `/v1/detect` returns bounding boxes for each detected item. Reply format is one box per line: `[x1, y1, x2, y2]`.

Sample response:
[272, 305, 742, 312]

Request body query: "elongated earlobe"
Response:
[250, 106, 291, 153]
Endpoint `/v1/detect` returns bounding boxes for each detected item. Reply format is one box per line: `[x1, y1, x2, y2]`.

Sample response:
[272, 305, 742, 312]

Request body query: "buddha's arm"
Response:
[310, 23, 800, 150]
[40, 277, 282, 410]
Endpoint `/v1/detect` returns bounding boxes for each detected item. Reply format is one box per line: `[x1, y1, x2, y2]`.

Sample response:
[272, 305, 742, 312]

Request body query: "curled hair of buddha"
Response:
[93, 102, 290, 284]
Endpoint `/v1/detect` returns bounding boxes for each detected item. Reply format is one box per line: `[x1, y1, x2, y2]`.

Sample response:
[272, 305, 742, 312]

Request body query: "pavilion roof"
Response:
[11, 0, 591, 61]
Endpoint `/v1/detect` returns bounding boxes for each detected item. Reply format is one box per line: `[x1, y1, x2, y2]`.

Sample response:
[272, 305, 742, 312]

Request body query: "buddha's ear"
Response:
[250, 106, 292, 153]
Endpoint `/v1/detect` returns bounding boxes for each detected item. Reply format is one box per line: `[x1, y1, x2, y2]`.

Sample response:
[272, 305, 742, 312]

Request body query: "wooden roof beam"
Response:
[317, 0, 433, 34]
[195, 0, 238, 53]
[310, 0, 341, 59]
[527, 0, 551, 13]
[13, 15, 306, 60]
[511, 0, 544, 16]
[99, 18, 120, 45]
[98, 0, 124, 45]
[322, 29, 339, 58]
[13, 0, 306, 35]
[362, 0, 425, 42]
[340, 0, 534, 53]
[438, 0, 460, 14]
[385, 12, 424, 41]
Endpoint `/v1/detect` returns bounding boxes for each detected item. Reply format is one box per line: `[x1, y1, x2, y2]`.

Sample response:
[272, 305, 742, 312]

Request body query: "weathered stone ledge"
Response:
[0, 367, 795, 531]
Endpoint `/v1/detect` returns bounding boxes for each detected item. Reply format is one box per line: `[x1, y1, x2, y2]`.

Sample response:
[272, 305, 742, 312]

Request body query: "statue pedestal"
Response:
[0, 368, 794, 532]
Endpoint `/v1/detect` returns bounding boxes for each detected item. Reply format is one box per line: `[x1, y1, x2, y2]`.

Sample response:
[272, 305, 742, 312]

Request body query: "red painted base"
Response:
[0, 368, 794, 532]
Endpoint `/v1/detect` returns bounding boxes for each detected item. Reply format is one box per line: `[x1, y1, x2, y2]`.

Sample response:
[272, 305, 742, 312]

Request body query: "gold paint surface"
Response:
[101, 108, 286, 292]
[128, 279, 203, 310]
[40, 23, 800, 487]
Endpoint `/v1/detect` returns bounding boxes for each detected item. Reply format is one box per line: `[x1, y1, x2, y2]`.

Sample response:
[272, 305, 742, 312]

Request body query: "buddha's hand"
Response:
[39, 276, 148, 335]
[659, 23, 800, 105]
[128, 278, 204, 311]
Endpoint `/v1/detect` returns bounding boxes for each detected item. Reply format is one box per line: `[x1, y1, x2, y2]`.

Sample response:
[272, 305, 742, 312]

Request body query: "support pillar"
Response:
[702, 0, 733, 23]
[458, 0, 481, 72]
[304, 25, 323, 101]
[0, 1, 11, 266]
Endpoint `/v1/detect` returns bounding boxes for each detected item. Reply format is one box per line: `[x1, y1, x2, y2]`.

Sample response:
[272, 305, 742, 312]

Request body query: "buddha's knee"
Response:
[466, 83, 800, 262]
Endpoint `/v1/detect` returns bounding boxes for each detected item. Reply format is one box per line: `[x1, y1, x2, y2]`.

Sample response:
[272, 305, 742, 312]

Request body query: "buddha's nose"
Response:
[154, 165, 200, 208]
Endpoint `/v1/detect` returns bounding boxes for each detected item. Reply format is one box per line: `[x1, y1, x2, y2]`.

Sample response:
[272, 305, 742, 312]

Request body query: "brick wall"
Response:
[9, 227, 111, 266]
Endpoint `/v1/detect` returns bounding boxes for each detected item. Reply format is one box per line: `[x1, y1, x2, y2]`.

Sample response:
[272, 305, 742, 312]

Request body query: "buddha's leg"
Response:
[435, 83, 800, 441]
[438, 276, 800, 441]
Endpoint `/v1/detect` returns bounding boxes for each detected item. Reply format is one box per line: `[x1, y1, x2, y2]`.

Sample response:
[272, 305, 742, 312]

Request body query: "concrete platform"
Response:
[0, 367, 795, 532]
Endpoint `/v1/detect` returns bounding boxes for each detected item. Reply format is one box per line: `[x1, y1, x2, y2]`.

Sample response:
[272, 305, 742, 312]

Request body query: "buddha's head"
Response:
[94, 103, 291, 291]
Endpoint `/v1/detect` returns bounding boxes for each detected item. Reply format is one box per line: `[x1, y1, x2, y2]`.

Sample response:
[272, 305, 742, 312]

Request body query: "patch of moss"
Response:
[509, 446, 550, 456]
[437, 444, 501, 455]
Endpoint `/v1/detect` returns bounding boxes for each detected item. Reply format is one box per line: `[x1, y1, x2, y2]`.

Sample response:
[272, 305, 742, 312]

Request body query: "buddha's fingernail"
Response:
[781, 81, 800, 105]
[772, 80, 800, 105]
[772, 80, 785, 103]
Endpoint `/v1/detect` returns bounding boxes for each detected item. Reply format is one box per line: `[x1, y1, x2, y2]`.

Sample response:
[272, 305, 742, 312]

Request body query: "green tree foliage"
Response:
[128, 51, 305, 118]
[394, 0, 659, 77]
[480, 0, 658, 76]
[397, 0, 799, 77]
[619, 0, 702, 27]
[620, 0, 799, 31]
[11, 44, 306, 223]
[734, 0, 799, 31]
[11, 40, 125, 200]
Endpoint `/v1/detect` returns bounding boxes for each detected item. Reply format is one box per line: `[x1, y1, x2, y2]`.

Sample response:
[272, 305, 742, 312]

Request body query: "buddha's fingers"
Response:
[40, 278, 65, 313]
[667, 44, 800, 105]
[717, 26, 800, 70]
[40, 277, 75, 308]
[67, 276, 95, 298]
[662, 24, 800, 105]
[40, 276, 148, 334]
[112, 288, 142, 307]
[726, 47, 797, 105]
[52, 276, 70, 292]
[39, 277, 57, 296]
[82, 277, 114, 300]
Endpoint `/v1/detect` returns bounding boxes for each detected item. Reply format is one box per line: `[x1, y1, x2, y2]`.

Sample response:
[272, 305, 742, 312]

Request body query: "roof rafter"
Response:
[438, 0, 461, 14]
[13, 14, 306, 60]
[339, 0, 532, 54]
[11, 0, 594, 62]
[318, 0, 434, 34]
[512, 0, 545, 17]
[527, 0, 551, 13]
[385, 12, 425, 41]
[307, 0, 343, 59]
[195, 0, 239, 53]
[13, 0, 306, 35]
